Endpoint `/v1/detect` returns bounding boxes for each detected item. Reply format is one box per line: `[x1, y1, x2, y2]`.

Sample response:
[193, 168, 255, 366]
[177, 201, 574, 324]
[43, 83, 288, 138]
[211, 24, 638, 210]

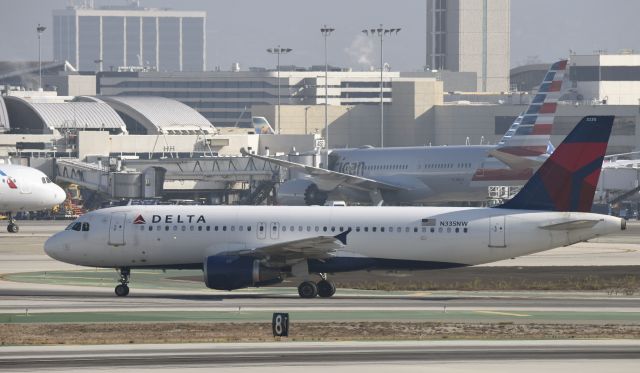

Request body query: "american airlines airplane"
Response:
[247, 60, 568, 206]
[0, 164, 66, 233]
[44, 116, 624, 298]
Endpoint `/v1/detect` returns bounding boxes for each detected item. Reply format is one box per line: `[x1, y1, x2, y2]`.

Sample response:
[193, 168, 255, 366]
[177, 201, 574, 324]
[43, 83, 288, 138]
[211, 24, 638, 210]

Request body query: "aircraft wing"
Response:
[241, 148, 405, 192]
[225, 229, 352, 261]
[489, 149, 546, 170]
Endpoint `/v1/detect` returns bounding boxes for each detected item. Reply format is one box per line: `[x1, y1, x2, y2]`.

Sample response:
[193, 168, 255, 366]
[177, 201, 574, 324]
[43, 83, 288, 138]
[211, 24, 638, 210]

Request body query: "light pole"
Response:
[266, 46, 292, 134]
[362, 25, 400, 148]
[36, 24, 46, 90]
[320, 25, 334, 168]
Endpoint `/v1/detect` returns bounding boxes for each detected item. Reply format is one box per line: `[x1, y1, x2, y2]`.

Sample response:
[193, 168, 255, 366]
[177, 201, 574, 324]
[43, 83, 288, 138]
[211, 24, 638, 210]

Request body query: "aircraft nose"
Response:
[44, 233, 62, 260]
[52, 184, 67, 205]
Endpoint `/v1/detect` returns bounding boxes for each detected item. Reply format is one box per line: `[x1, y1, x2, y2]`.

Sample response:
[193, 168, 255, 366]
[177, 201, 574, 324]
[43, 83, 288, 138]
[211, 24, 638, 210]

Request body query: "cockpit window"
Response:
[82, 222, 90, 231]
[46, 177, 52, 183]
[71, 222, 82, 231]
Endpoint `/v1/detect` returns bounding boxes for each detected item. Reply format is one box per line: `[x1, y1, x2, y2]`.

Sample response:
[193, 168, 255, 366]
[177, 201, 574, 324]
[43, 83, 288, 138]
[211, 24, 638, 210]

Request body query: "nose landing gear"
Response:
[6, 214, 19, 233]
[115, 268, 130, 297]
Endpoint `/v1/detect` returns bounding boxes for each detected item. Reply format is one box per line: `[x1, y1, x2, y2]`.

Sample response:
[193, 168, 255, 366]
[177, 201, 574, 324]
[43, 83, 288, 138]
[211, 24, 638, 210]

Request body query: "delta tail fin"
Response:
[496, 60, 567, 157]
[497, 115, 614, 212]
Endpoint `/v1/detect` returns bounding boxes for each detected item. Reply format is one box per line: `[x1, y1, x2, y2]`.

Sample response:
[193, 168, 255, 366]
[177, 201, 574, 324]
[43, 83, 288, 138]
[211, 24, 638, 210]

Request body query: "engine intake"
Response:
[204, 256, 282, 290]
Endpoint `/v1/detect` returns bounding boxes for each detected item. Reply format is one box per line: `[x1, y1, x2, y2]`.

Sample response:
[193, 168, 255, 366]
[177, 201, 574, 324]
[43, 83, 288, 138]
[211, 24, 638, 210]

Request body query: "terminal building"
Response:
[53, 4, 206, 72]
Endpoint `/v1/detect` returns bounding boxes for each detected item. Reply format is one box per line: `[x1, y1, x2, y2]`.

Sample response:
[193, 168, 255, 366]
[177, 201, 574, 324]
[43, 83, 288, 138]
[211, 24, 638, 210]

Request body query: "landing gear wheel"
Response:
[115, 284, 130, 297]
[298, 281, 318, 298]
[317, 279, 336, 298]
[115, 267, 131, 297]
[7, 223, 18, 233]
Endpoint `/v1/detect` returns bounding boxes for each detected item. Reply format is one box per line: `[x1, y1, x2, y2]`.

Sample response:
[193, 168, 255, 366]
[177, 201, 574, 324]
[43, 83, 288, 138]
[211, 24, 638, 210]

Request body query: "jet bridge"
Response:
[55, 155, 281, 202]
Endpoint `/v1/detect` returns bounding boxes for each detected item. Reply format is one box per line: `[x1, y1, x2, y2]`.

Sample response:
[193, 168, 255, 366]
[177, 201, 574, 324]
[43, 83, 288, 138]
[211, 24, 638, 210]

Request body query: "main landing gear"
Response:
[297, 273, 336, 298]
[7, 214, 18, 233]
[115, 267, 130, 297]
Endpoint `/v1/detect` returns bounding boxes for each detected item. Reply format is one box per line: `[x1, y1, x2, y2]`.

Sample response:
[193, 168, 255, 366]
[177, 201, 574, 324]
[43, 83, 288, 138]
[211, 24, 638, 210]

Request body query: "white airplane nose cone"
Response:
[53, 185, 66, 205]
[44, 234, 61, 260]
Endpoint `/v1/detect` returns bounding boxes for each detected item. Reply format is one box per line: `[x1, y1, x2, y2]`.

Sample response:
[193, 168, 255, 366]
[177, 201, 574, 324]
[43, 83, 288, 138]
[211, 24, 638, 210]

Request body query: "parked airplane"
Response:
[246, 60, 568, 206]
[0, 164, 66, 233]
[44, 116, 623, 298]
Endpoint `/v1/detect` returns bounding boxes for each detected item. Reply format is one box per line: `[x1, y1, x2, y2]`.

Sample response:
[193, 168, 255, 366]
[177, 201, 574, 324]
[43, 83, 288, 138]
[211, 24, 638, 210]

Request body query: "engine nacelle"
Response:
[277, 178, 328, 206]
[204, 256, 282, 290]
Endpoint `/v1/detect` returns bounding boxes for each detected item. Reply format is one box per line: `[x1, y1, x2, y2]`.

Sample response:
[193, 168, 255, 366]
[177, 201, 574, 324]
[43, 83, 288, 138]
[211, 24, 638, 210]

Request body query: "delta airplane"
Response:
[246, 60, 568, 206]
[44, 116, 624, 298]
[0, 164, 66, 233]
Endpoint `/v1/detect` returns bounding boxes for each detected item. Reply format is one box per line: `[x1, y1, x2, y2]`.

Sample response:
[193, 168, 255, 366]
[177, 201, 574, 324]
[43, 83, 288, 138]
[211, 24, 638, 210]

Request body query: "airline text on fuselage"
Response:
[151, 215, 206, 224]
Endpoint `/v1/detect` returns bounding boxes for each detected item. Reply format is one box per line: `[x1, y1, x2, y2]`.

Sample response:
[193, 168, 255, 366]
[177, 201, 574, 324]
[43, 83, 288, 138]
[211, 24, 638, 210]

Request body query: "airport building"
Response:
[53, 5, 206, 72]
[97, 69, 407, 128]
[426, 0, 510, 92]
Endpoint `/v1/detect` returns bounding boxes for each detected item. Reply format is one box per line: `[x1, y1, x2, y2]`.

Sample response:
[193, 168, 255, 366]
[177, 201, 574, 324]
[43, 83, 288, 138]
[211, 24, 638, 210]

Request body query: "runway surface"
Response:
[1, 340, 639, 372]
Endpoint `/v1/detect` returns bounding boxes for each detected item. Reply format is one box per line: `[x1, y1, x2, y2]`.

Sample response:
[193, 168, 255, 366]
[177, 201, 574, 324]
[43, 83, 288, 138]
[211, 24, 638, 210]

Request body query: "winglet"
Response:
[497, 115, 614, 212]
[334, 228, 352, 245]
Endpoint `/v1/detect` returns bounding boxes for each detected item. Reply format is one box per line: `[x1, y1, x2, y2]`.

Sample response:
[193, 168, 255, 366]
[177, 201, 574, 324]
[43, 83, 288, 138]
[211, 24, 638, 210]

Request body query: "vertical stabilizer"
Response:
[497, 115, 614, 212]
[497, 60, 568, 156]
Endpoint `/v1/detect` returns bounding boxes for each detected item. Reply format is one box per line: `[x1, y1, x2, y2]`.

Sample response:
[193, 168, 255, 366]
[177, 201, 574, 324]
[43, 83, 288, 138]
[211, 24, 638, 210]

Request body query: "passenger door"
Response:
[269, 222, 280, 240]
[489, 216, 506, 247]
[257, 222, 267, 240]
[109, 212, 126, 246]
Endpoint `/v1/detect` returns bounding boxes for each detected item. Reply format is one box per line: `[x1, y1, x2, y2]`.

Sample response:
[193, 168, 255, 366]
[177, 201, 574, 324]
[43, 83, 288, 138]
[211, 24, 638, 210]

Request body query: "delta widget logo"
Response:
[133, 215, 146, 224]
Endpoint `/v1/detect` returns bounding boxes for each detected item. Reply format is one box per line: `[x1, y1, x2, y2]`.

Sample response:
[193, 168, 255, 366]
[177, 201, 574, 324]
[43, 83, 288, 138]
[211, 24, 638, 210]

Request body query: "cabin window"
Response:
[298, 226, 303, 232]
[307, 226, 311, 232]
[215, 226, 219, 231]
[165, 226, 169, 231]
[413, 227, 418, 233]
[389, 227, 394, 233]
[206, 226, 211, 231]
[41, 177, 46, 184]
[173, 225, 178, 231]
[156, 226, 161, 231]
[191, 226, 195, 231]
[290, 226, 295, 231]
[238, 226, 243, 232]
[331, 227, 335, 232]
[430, 227, 435, 233]
[222, 226, 227, 231]
[272, 225, 277, 231]
[315, 226, 320, 232]
[182, 226, 186, 231]
[259, 225, 264, 232]
[148, 226, 153, 231]
[455, 228, 459, 233]
[247, 226, 252, 232]
[282, 226, 286, 232]
[463, 228, 468, 233]
[339, 226, 344, 232]
[397, 227, 402, 233]
[447, 227, 452, 233]
[323, 226, 327, 232]
[364, 227, 369, 232]
[438, 227, 443, 233]
[380, 227, 385, 232]
[405, 227, 410, 233]
[230, 226, 234, 231]
[199, 226, 203, 231]
[356, 227, 361, 232]
[372, 227, 377, 232]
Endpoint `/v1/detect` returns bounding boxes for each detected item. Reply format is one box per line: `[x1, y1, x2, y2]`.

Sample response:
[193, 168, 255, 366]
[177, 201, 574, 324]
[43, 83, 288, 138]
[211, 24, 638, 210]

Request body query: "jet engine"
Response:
[204, 256, 282, 290]
[277, 179, 328, 206]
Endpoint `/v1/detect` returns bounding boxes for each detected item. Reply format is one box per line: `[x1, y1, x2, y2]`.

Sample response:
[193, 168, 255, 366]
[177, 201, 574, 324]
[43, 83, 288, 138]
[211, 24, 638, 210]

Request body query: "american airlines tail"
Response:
[496, 59, 568, 157]
[498, 115, 615, 212]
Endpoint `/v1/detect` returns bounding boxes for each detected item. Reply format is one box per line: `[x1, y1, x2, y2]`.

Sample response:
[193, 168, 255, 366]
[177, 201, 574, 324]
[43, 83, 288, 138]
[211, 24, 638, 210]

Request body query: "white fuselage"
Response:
[45, 205, 623, 271]
[327, 146, 533, 204]
[0, 164, 66, 213]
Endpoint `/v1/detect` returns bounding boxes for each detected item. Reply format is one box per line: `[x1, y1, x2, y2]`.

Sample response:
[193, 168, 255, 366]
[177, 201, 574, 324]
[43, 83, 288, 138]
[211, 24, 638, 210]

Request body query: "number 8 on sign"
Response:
[272, 312, 289, 337]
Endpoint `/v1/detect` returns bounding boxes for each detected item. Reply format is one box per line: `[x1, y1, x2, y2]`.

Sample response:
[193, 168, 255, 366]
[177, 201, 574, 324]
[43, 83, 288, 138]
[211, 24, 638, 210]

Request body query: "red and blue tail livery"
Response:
[498, 115, 615, 212]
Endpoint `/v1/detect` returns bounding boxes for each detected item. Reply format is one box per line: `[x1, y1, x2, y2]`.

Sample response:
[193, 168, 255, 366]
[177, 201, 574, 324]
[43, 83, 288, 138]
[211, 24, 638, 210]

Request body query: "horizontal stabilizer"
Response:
[538, 219, 601, 231]
[489, 149, 545, 170]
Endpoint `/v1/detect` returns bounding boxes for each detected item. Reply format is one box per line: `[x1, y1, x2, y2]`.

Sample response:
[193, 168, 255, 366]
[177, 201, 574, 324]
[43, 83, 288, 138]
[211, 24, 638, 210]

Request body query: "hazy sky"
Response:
[1, 0, 639, 71]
